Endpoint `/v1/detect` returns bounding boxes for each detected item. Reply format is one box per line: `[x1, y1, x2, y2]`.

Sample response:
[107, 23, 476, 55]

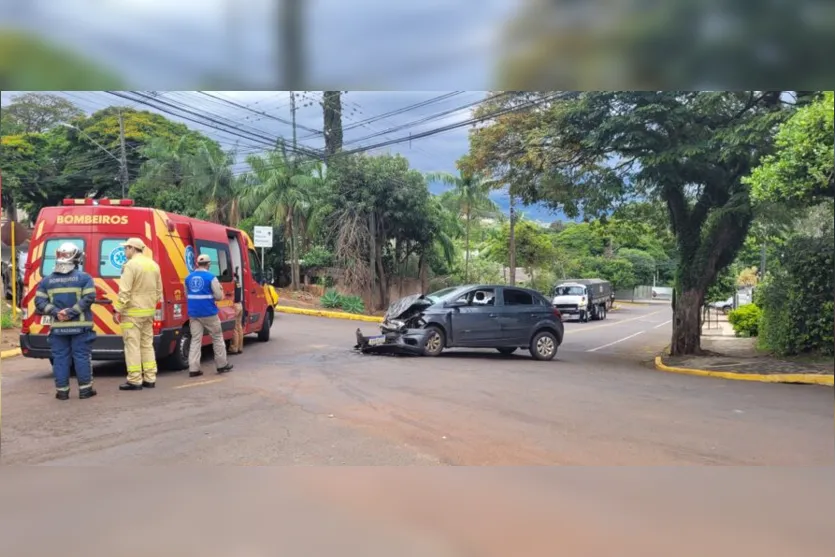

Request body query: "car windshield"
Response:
[425, 286, 467, 303]
[555, 286, 585, 296]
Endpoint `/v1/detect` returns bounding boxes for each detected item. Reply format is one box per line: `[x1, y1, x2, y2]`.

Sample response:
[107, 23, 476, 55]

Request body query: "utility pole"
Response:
[290, 91, 298, 151]
[118, 111, 129, 197]
[280, 0, 304, 87]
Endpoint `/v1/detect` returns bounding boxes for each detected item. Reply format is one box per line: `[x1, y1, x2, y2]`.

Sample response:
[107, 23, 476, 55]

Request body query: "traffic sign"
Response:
[253, 226, 273, 248]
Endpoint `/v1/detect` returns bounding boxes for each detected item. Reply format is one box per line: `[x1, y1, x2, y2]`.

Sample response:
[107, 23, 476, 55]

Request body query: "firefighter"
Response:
[228, 267, 244, 355]
[114, 237, 162, 391]
[185, 253, 233, 377]
[34, 242, 97, 400]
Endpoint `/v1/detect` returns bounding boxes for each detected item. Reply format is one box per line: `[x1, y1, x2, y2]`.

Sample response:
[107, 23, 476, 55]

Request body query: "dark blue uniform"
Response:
[35, 268, 97, 394]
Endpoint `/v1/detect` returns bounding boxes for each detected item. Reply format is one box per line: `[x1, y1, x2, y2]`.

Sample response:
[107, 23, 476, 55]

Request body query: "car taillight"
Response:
[552, 307, 562, 319]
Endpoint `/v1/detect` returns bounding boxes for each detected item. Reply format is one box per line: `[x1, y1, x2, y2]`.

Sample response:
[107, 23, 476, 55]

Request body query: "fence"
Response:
[615, 285, 673, 302]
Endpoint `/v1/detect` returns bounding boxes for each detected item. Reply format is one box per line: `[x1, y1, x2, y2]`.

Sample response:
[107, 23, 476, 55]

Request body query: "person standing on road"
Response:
[228, 267, 244, 355]
[185, 253, 233, 377]
[114, 238, 163, 391]
[34, 243, 97, 400]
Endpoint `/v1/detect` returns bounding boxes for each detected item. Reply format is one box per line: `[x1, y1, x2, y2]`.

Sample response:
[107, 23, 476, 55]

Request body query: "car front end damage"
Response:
[354, 294, 434, 356]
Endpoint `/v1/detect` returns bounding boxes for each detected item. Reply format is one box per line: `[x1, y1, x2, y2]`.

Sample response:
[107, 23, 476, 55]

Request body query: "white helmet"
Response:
[55, 242, 83, 274]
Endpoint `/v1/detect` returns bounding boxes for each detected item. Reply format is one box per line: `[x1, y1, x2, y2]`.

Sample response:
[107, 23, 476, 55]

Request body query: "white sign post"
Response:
[253, 226, 273, 272]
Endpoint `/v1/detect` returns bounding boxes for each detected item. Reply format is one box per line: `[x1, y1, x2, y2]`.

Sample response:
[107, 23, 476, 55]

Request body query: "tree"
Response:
[467, 91, 792, 355]
[328, 153, 433, 308]
[746, 91, 834, 205]
[484, 220, 558, 284]
[242, 144, 324, 291]
[2, 92, 83, 133]
[426, 166, 498, 282]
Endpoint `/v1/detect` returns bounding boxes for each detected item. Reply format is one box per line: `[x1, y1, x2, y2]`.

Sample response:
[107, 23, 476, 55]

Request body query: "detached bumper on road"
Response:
[354, 327, 428, 356]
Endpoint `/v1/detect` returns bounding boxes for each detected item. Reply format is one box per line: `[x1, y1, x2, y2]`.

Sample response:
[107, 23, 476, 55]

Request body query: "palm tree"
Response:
[187, 142, 239, 226]
[241, 144, 325, 289]
[425, 169, 499, 282]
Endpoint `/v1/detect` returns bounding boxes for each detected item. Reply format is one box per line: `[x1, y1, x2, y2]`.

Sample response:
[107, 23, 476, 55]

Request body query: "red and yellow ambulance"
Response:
[19, 198, 276, 369]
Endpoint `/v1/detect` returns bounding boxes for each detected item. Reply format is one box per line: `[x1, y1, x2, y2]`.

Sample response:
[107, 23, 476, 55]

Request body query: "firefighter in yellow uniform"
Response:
[114, 238, 163, 391]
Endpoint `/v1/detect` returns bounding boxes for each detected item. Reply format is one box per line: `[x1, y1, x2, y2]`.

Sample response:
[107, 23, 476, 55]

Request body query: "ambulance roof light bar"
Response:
[62, 198, 135, 206]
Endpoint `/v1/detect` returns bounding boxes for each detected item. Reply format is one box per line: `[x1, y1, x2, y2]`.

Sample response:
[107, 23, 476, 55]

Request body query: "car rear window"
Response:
[503, 288, 535, 305]
[41, 238, 86, 275]
[100, 238, 129, 277]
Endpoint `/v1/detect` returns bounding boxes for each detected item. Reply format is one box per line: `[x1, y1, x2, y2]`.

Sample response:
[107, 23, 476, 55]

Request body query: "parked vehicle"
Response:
[355, 284, 564, 361]
[19, 198, 275, 369]
[551, 278, 613, 322]
[2, 253, 26, 306]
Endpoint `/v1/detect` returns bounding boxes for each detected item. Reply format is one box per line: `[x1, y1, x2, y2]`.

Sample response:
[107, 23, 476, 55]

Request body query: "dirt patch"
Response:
[275, 288, 386, 317]
[1, 326, 20, 352]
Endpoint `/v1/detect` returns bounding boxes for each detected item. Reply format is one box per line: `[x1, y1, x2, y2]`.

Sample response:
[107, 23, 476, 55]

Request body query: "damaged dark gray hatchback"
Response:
[354, 285, 564, 360]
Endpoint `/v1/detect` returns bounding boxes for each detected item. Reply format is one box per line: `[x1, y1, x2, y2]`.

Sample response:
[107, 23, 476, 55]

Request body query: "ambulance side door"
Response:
[189, 223, 236, 330]
[244, 247, 268, 332]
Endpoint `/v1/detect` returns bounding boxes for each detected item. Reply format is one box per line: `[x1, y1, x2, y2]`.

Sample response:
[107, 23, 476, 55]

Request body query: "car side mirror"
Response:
[265, 268, 275, 284]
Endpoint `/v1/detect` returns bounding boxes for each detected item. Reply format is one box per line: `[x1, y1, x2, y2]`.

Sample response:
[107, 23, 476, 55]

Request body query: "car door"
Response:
[498, 287, 540, 345]
[449, 287, 502, 346]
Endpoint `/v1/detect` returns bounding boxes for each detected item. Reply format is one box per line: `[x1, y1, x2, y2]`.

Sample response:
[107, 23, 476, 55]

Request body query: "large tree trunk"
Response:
[368, 212, 377, 308]
[375, 233, 388, 309]
[418, 251, 428, 293]
[670, 288, 704, 355]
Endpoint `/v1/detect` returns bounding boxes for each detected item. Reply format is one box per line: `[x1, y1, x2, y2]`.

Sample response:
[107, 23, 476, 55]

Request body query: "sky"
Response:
[1, 90, 564, 223]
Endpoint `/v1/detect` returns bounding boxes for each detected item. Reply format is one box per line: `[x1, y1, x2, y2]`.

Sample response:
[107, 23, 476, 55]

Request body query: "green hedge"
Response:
[757, 232, 834, 356]
[728, 304, 762, 337]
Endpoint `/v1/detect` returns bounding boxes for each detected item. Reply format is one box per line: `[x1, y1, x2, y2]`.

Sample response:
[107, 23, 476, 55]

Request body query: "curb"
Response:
[275, 305, 384, 323]
[654, 356, 834, 386]
[1, 348, 22, 360]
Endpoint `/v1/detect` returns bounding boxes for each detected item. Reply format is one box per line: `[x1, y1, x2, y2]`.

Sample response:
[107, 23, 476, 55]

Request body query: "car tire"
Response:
[496, 347, 517, 355]
[529, 330, 558, 361]
[163, 327, 190, 370]
[423, 326, 445, 357]
[257, 309, 273, 342]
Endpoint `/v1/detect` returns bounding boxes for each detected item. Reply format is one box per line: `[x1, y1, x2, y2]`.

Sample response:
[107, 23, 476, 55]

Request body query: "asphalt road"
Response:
[1, 303, 832, 465]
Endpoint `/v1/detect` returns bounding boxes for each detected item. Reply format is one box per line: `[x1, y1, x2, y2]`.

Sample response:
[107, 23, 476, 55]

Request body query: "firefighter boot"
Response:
[79, 386, 97, 399]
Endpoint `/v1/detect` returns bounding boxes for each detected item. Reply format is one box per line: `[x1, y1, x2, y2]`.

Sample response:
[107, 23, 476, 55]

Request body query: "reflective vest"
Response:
[34, 268, 96, 336]
[185, 269, 218, 318]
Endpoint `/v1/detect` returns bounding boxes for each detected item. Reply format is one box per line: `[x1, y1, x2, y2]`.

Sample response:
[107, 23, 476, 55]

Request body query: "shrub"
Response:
[320, 289, 343, 309]
[1, 310, 17, 329]
[340, 295, 366, 314]
[758, 231, 834, 356]
[728, 304, 762, 337]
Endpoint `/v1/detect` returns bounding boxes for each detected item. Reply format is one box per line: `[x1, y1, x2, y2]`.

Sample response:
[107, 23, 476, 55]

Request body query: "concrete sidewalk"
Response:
[656, 312, 834, 385]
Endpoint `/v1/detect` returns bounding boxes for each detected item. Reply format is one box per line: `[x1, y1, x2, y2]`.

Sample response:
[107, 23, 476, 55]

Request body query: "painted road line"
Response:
[173, 378, 226, 389]
[587, 330, 646, 352]
[564, 310, 663, 335]
[654, 319, 673, 329]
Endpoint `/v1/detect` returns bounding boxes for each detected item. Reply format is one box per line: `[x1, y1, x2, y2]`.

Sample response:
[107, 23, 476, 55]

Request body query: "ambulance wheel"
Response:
[164, 327, 191, 371]
[258, 309, 273, 342]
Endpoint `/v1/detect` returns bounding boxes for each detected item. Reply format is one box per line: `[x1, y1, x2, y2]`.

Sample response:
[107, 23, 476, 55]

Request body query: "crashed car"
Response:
[355, 285, 564, 360]
[354, 293, 437, 356]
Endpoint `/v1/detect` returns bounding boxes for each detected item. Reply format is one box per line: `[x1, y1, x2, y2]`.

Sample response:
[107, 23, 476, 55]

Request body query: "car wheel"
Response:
[258, 309, 273, 342]
[423, 326, 445, 357]
[163, 327, 190, 370]
[529, 330, 558, 361]
[496, 347, 517, 355]
[722, 306, 731, 315]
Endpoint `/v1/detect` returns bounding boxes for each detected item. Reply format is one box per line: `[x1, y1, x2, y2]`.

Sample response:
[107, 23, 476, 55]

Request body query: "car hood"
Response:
[384, 294, 434, 320]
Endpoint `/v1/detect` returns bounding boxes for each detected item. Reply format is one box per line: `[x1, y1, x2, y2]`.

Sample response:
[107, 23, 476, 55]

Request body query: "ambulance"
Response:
[19, 198, 276, 370]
